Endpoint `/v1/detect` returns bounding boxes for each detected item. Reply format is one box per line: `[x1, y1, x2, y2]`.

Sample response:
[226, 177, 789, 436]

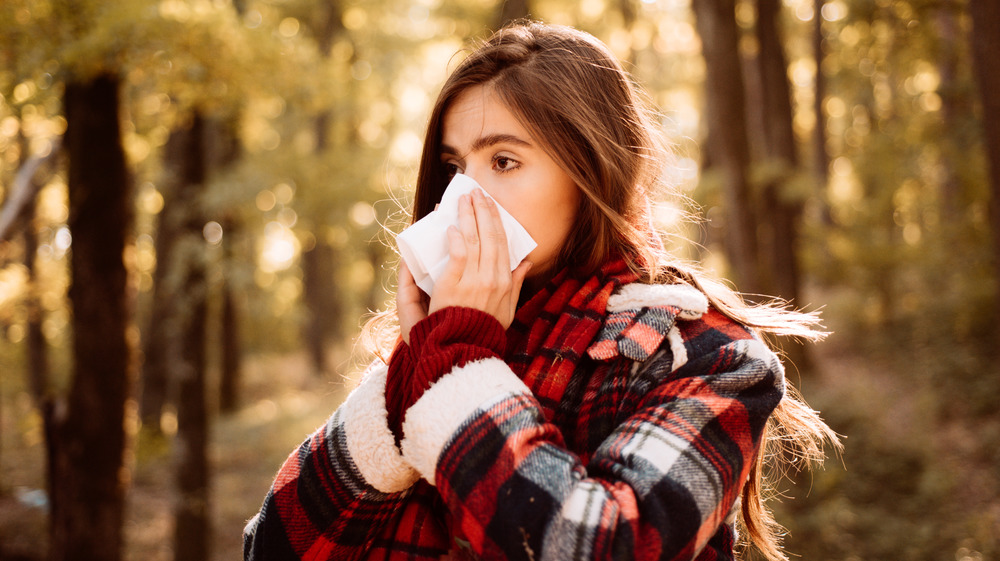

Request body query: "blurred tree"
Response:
[192, 0, 247, 413]
[691, 0, 763, 293]
[13, 118, 52, 409]
[812, 0, 831, 211]
[933, 1, 963, 224]
[167, 110, 212, 561]
[751, 0, 803, 302]
[141, 142, 180, 431]
[46, 72, 134, 561]
[301, 0, 346, 377]
[496, 0, 531, 28]
[749, 0, 813, 368]
[968, 0, 1000, 330]
[214, 116, 245, 413]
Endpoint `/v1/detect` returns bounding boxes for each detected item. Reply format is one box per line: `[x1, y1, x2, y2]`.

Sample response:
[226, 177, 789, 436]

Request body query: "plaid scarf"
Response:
[506, 256, 639, 420]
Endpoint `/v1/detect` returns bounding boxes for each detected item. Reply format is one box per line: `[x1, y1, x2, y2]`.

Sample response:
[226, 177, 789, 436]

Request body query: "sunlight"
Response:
[821, 0, 848, 22]
[256, 189, 277, 212]
[350, 202, 376, 227]
[0, 265, 27, 316]
[259, 222, 298, 273]
[203, 221, 223, 245]
[390, 130, 423, 164]
[54, 227, 71, 255]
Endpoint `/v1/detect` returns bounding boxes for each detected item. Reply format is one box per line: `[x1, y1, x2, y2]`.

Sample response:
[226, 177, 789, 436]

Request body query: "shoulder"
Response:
[587, 281, 762, 373]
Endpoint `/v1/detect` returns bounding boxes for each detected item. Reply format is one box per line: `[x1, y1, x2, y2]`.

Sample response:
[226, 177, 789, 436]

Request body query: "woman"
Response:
[244, 21, 838, 561]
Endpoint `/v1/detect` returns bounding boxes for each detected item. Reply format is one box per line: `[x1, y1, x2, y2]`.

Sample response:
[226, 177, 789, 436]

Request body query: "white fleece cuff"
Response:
[340, 362, 419, 493]
[607, 283, 708, 319]
[400, 357, 531, 485]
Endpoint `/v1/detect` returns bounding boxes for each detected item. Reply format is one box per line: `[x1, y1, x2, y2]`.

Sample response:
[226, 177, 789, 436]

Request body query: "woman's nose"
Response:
[461, 167, 485, 187]
[461, 165, 494, 192]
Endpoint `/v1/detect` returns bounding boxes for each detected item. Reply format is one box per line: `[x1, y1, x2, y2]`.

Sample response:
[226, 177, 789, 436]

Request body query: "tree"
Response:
[812, 0, 832, 226]
[744, 0, 815, 370]
[212, 116, 245, 414]
[168, 110, 212, 561]
[46, 72, 134, 561]
[752, 0, 803, 303]
[968, 0, 1000, 329]
[140, 148, 180, 431]
[691, 0, 762, 293]
[497, 0, 531, 28]
[301, 0, 347, 377]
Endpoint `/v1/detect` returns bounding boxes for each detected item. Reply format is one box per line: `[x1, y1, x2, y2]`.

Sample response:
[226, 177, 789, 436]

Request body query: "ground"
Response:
[0, 348, 356, 561]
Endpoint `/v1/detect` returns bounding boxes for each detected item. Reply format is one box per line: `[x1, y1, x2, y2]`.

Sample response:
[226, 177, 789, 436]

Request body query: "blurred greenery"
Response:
[1, 0, 998, 559]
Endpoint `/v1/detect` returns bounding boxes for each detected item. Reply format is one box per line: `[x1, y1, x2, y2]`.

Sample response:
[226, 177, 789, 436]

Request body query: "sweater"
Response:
[243, 270, 785, 561]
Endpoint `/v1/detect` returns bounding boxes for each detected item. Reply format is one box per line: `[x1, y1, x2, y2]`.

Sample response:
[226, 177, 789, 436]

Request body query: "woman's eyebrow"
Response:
[441, 133, 533, 156]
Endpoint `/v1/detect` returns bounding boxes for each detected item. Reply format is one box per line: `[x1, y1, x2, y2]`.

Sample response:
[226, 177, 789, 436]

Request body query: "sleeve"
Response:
[243, 361, 420, 561]
[243, 306, 505, 560]
[398, 334, 785, 561]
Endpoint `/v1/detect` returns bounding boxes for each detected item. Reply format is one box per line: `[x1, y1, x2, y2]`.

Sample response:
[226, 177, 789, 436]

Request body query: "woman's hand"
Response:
[397, 260, 429, 345]
[397, 189, 531, 344]
[430, 189, 532, 326]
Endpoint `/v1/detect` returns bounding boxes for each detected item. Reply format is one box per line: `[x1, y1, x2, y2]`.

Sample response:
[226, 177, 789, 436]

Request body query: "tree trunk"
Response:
[47, 72, 134, 561]
[24, 195, 49, 406]
[171, 110, 211, 561]
[218, 272, 240, 413]
[968, 0, 1000, 330]
[755, 0, 802, 303]
[813, 0, 833, 227]
[496, 0, 530, 28]
[302, 241, 339, 375]
[206, 113, 244, 414]
[141, 215, 175, 431]
[691, 0, 762, 293]
[757, 0, 825, 369]
[934, 3, 963, 224]
[17, 114, 50, 408]
[301, 0, 347, 377]
[141, 122, 194, 432]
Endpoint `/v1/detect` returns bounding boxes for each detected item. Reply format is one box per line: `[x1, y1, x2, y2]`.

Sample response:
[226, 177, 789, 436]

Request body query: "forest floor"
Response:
[1, 329, 999, 560]
[0, 347, 358, 561]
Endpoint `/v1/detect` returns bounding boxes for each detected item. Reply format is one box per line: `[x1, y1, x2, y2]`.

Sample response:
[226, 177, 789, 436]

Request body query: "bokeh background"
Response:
[0, 0, 998, 560]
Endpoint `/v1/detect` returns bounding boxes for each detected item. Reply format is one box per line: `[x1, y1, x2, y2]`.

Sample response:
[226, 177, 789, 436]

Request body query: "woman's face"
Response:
[440, 85, 580, 279]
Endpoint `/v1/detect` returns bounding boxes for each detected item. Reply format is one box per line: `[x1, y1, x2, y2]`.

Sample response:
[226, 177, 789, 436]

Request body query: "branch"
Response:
[0, 138, 61, 242]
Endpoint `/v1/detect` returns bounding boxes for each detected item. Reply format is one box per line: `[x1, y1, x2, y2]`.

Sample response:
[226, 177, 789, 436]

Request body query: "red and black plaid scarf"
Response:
[505, 256, 639, 420]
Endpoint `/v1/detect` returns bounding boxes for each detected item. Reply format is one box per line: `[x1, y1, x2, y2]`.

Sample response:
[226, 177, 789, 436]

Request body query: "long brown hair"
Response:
[372, 21, 839, 560]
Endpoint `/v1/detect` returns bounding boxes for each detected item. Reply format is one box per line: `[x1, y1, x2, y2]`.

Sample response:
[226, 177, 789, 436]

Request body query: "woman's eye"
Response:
[492, 156, 519, 172]
[443, 162, 461, 178]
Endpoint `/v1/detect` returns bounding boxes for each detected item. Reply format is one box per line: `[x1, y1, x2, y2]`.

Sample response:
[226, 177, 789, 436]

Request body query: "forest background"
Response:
[0, 0, 998, 560]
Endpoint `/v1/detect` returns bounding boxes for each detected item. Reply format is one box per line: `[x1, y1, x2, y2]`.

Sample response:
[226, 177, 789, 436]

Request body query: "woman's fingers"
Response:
[511, 259, 532, 296]
[427, 189, 525, 328]
[457, 193, 480, 277]
[476, 189, 511, 278]
[397, 260, 428, 344]
[508, 259, 533, 320]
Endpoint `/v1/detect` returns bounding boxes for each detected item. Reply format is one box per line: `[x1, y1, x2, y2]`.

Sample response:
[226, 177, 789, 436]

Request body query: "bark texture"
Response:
[47, 72, 134, 561]
[692, 0, 762, 293]
[968, 0, 1000, 329]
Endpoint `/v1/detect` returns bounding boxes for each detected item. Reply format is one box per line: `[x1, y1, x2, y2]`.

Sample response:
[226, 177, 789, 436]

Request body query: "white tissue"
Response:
[397, 174, 537, 295]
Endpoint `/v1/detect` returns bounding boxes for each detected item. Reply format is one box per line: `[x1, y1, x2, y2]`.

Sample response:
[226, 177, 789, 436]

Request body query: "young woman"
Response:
[244, 21, 838, 561]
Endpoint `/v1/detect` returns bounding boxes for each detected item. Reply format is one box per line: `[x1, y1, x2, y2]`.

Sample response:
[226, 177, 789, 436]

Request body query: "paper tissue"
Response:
[397, 174, 537, 294]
